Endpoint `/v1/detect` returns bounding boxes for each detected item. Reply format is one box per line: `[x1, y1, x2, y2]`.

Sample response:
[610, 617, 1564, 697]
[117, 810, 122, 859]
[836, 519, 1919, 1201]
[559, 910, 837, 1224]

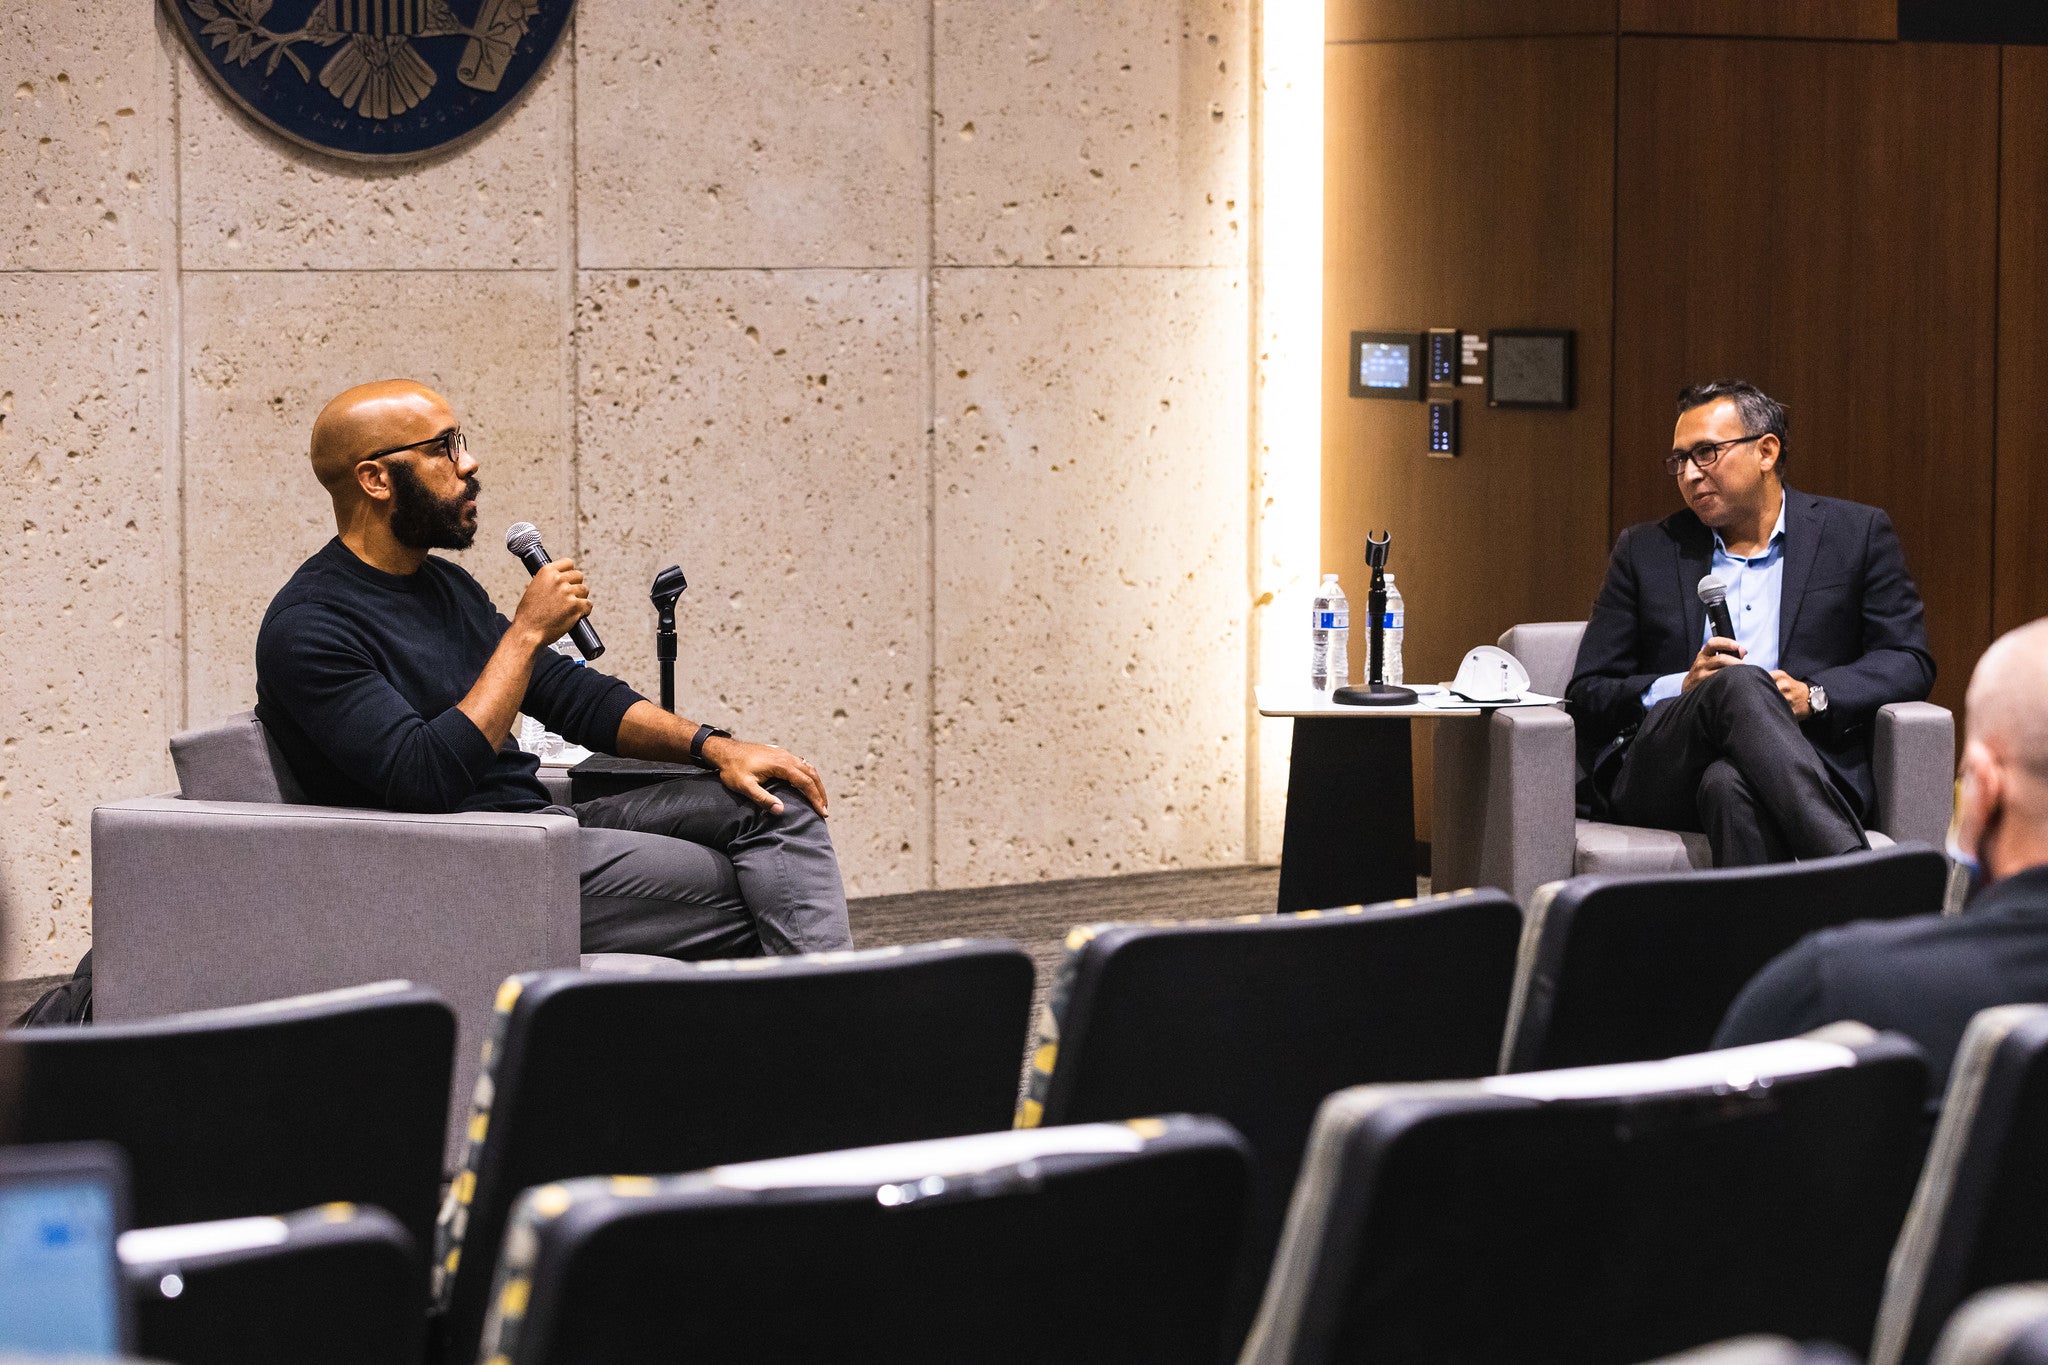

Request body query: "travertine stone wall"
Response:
[1, 0, 1255, 976]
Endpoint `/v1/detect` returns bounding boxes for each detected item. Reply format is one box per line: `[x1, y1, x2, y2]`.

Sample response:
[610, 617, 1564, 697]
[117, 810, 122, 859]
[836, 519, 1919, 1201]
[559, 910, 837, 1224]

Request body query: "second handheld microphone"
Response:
[505, 521, 605, 660]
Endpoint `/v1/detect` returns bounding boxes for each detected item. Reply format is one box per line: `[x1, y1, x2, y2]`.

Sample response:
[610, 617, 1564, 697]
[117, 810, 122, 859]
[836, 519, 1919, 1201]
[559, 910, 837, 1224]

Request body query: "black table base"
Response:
[1276, 717, 1417, 913]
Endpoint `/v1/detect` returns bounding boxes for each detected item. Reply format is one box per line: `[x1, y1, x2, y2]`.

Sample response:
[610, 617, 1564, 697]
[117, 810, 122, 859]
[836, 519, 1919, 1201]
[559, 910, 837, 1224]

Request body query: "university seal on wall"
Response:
[160, 0, 574, 160]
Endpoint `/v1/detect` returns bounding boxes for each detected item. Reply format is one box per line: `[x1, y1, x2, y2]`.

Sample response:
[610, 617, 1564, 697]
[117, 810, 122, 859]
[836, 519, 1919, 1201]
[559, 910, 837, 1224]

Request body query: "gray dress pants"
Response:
[555, 771, 853, 960]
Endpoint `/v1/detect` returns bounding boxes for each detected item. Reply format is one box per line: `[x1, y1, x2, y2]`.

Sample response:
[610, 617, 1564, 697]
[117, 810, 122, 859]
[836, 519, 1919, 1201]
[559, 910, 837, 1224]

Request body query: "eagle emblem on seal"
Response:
[162, 0, 574, 158]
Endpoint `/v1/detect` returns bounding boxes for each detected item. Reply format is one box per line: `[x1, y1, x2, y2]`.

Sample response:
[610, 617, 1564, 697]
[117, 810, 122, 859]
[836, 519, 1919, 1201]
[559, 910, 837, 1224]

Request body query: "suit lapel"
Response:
[1675, 516, 1713, 650]
[1777, 488, 1822, 657]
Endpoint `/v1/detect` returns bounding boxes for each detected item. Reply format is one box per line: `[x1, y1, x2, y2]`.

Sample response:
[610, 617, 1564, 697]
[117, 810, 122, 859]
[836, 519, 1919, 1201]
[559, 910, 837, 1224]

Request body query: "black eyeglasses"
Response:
[361, 428, 467, 466]
[1665, 433, 1764, 477]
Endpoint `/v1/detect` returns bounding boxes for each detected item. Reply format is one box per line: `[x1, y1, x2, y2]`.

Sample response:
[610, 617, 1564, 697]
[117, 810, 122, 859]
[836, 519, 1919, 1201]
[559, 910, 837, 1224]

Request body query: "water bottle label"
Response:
[1383, 612, 1403, 629]
[1316, 611, 1348, 629]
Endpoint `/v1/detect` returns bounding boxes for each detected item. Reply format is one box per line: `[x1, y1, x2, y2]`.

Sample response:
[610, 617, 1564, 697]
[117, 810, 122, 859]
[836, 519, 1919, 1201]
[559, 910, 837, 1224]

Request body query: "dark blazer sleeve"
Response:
[1566, 525, 1667, 747]
[1807, 508, 1935, 742]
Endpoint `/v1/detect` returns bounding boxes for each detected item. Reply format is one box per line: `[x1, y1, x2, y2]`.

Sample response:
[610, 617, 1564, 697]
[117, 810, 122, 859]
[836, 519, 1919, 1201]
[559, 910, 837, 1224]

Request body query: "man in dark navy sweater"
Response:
[255, 379, 851, 959]
[1717, 618, 2048, 1100]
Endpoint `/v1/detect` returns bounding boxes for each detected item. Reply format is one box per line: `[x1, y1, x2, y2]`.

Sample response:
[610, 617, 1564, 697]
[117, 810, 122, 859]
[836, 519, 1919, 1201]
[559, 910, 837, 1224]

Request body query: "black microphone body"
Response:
[1697, 574, 1738, 655]
[506, 523, 605, 660]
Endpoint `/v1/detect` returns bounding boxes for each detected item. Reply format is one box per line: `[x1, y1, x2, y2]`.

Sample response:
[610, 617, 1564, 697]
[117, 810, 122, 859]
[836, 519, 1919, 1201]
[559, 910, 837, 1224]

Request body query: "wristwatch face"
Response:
[1810, 684, 1828, 712]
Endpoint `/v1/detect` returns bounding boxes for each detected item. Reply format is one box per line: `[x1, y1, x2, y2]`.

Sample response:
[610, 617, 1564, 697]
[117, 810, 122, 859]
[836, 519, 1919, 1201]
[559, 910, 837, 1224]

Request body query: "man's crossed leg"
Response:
[561, 771, 853, 959]
[1608, 664, 1867, 867]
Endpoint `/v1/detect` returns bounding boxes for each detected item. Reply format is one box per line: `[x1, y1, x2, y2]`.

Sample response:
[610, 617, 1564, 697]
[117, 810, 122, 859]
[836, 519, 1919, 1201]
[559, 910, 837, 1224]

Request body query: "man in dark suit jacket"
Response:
[1567, 379, 1934, 865]
[1717, 618, 2048, 1100]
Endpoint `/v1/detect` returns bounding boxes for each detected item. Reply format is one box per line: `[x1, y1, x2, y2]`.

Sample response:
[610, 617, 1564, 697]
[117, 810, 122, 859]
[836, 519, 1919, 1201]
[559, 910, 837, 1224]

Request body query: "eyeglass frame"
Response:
[358, 428, 468, 467]
[1664, 431, 1768, 478]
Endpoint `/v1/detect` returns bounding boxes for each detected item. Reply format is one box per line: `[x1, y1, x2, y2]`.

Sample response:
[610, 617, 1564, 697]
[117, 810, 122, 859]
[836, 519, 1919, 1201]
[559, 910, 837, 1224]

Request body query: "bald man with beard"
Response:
[1716, 617, 2048, 1100]
[253, 380, 852, 959]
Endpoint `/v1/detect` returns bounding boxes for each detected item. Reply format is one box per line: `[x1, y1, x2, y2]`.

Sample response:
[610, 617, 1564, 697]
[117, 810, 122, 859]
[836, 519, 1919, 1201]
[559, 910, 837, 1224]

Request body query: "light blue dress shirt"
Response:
[1642, 498, 1786, 708]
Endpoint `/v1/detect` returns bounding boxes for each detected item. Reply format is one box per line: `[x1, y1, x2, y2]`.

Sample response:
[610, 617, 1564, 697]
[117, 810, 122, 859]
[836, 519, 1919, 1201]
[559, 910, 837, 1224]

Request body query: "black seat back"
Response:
[1246, 1028, 1930, 1365]
[10, 980, 453, 1257]
[1027, 889, 1522, 1356]
[1874, 1005, 2048, 1365]
[438, 940, 1036, 1365]
[480, 1116, 1252, 1365]
[1502, 845, 1948, 1071]
[124, 1203, 421, 1365]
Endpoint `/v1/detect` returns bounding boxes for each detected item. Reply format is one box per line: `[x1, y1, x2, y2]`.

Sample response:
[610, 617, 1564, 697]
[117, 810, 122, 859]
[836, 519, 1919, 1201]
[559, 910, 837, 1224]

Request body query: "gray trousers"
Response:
[556, 772, 853, 959]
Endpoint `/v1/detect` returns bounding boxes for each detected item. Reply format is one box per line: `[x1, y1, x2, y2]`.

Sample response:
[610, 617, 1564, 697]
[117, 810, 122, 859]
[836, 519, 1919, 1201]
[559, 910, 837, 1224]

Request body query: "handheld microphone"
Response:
[505, 521, 605, 660]
[1696, 573, 1738, 654]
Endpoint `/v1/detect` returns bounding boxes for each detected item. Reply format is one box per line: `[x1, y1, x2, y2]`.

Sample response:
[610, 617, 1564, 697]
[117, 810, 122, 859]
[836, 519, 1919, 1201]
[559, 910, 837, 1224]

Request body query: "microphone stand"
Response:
[1334, 531, 1418, 707]
[650, 566, 687, 713]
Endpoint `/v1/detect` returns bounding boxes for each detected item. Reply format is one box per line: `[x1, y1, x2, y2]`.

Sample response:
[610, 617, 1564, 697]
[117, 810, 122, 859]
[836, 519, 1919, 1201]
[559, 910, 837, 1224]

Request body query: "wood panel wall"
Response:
[1325, 4, 2034, 841]
[1616, 0, 1895, 40]
[1996, 45, 2048, 635]
[1323, 37, 1615, 835]
[1612, 37, 2000, 711]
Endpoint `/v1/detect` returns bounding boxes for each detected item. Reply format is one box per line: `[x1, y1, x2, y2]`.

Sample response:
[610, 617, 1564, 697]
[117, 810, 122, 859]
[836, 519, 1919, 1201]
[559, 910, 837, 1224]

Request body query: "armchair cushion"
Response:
[1877, 701, 1956, 850]
[171, 711, 308, 804]
[1499, 621, 1588, 699]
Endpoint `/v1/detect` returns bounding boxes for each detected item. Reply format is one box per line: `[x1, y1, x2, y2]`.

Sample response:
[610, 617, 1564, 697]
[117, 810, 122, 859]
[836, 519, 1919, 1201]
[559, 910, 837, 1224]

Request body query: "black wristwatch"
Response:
[690, 724, 733, 762]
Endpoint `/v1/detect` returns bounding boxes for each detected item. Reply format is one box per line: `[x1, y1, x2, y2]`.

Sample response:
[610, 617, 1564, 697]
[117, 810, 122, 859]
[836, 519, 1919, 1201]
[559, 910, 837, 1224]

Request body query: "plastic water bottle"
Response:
[1382, 574, 1405, 686]
[1311, 574, 1349, 692]
[530, 638, 588, 760]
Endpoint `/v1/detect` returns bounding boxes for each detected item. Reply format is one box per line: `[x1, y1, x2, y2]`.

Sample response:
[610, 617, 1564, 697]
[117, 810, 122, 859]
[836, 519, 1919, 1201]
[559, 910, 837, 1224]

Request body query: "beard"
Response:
[388, 459, 481, 551]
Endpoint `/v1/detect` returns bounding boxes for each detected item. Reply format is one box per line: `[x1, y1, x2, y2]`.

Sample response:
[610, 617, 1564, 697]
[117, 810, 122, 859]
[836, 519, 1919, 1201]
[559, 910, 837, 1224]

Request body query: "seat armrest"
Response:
[91, 798, 583, 1160]
[1432, 706, 1577, 906]
[1872, 702, 1954, 850]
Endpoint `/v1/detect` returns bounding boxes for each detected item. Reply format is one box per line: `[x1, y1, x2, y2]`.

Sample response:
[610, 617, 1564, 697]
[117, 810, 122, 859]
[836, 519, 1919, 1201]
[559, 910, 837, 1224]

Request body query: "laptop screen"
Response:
[0, 1147, 127, 1355]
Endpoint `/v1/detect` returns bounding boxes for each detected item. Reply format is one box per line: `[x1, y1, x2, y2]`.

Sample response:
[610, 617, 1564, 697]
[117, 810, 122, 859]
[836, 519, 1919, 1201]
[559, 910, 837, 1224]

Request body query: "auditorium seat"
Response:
[1928, 1284, 2048, 1365]
[435, 939, 1036, 1365]
[1498, 845, 1948, 1072]
[91, 711, 665, 1157]
[8, 980, 452, 1262]
[1430, 621, 1955, 905]
[122, 1203, 421, 1365]
[1243, 1025, 1930, 1365]
[1020, 888, 1521, 1356]
[473, 1117, 1251, 1365]
[1872, 1005, 2048, 1365]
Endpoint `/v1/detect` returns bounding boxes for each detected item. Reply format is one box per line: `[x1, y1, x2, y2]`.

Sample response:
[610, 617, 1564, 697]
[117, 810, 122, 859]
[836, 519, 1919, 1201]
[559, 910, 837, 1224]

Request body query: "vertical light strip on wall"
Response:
[1250, 0, 1323, 861]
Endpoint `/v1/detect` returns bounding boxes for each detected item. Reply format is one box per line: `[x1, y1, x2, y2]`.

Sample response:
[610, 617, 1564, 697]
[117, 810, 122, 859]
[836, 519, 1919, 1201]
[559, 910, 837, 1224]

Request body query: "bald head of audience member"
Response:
[309, 379, 481, 563]
[1957, 618, 2048, 882]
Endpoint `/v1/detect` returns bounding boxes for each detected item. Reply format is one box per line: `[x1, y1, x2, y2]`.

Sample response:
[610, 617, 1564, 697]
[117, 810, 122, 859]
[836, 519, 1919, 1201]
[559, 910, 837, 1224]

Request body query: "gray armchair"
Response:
[1432, 622, 1955, 906]
[91, 712, 639, 1157]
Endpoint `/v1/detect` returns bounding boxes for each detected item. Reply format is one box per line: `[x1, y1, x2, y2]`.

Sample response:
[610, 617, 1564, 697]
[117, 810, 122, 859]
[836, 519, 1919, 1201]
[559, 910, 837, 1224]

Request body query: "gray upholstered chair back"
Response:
[170, 711, 309, 804]
[1497, 621, 1587, 698]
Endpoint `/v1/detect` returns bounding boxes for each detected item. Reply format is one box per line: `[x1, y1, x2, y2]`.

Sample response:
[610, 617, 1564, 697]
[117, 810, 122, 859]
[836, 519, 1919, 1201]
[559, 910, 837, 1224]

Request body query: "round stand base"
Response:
[1332, 682, 1419, 707]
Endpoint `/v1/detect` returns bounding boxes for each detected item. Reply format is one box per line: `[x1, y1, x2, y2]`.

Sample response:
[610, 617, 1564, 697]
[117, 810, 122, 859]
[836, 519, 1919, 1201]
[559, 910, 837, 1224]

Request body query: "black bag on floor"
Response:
[15, 950, 92, 1026]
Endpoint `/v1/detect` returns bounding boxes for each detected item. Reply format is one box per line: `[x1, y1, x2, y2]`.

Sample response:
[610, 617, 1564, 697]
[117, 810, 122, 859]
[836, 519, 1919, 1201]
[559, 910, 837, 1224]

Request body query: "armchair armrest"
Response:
[1432, 706, 1577, 906]
[1873, 701, 1954, 849]
[91, 798, 582, 1160]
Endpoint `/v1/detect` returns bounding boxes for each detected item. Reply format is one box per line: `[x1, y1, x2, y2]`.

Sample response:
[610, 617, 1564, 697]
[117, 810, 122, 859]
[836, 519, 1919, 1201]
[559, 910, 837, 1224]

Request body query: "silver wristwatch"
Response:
[1808, 683, 1829, 715]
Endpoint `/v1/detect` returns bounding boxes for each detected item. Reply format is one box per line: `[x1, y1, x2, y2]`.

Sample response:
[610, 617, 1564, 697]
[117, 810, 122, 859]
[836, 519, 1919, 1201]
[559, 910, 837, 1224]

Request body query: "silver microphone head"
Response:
[1697, 572, 1729, 607]
[505, 522, 544, 558]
